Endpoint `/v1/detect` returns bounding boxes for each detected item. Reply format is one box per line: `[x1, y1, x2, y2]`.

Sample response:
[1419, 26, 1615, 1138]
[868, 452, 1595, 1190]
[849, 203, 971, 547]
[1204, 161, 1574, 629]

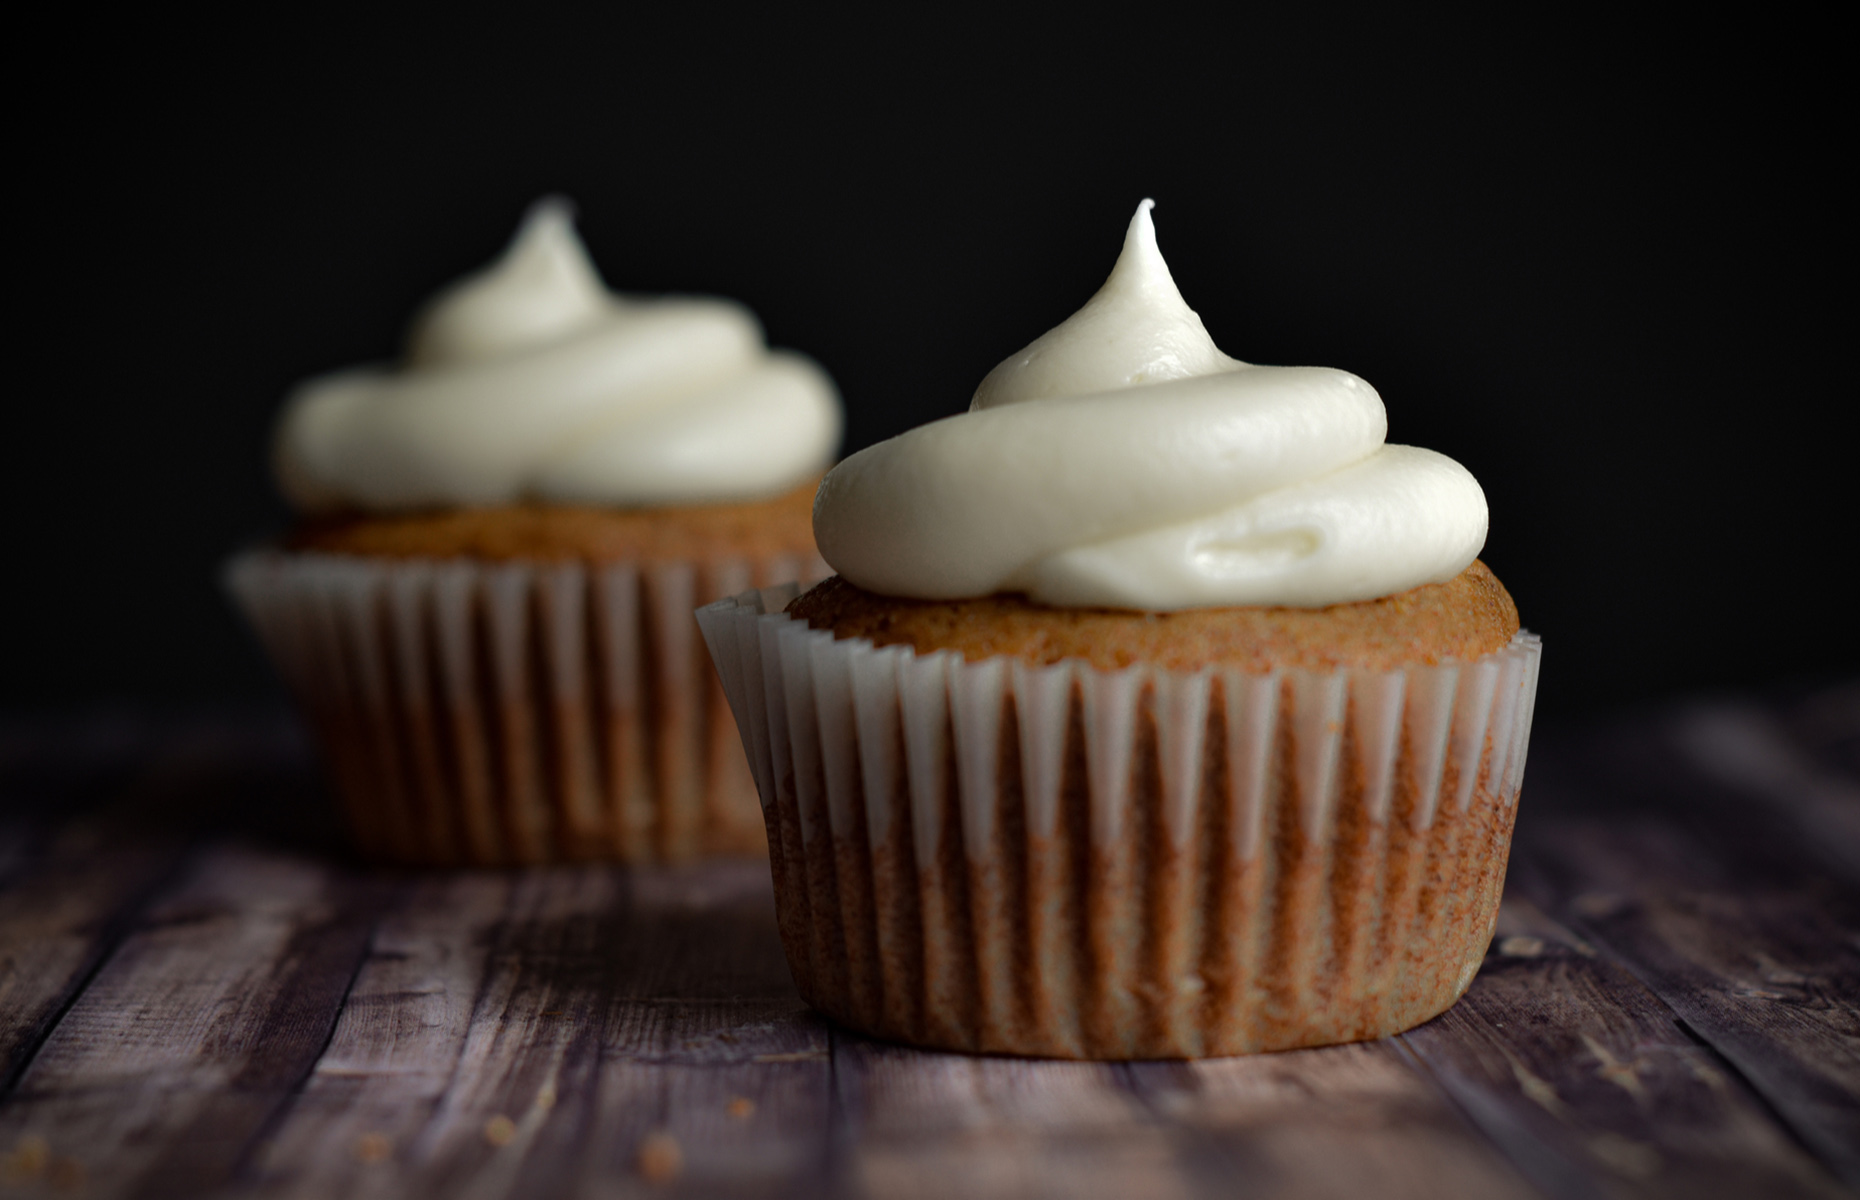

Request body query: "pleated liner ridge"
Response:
[698, 585, 1543, 1059]
[225, 550, 829, 865]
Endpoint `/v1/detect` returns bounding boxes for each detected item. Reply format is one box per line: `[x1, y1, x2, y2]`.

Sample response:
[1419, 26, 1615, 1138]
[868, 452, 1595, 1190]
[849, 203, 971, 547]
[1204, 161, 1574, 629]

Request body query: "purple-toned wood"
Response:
[0, 691, 1855, 1199]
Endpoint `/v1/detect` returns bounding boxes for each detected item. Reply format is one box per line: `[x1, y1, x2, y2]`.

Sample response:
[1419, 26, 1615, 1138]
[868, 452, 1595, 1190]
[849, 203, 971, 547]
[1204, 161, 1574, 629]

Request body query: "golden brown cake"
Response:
[789, 561, 1518, 673]
[287, 480, 819, 564]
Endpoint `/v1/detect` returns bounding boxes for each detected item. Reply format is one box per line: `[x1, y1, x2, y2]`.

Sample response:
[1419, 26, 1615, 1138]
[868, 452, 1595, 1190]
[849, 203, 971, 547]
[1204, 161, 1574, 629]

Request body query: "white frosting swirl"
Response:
[813, 201, 1487, 609]
[276, 199, 841, 513]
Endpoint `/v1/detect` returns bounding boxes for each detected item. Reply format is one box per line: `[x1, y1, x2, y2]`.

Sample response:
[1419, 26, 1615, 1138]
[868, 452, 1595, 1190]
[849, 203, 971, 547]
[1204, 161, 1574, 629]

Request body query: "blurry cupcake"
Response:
[699, 201, 1540, 1058]
[228, 199, 839, 866]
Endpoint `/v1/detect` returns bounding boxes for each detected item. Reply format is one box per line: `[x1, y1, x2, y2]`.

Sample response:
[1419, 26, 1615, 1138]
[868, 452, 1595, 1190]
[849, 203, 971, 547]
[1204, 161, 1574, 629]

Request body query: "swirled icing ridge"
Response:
[276, 199, 841, 513]
[812, 201, 1487, 609]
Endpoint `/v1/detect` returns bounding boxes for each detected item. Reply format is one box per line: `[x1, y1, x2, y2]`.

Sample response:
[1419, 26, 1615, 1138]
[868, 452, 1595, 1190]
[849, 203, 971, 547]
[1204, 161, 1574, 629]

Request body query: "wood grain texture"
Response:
[2, 695, 1858, 1200]
[242, 861, 829, 1200]
[1126, 1043, 1542, 1200]
[1510, 689, 1860, 1190]
[1404, 892, 1848, 1199]
[0, 724, 279, 1096]
[1674, 697, 1860, 885]
[0, 841, 393, 1199]
[1514, 820, 1860, 1191]
[834, 1037, 1203, 1200]
[569, 865, 832, 1199]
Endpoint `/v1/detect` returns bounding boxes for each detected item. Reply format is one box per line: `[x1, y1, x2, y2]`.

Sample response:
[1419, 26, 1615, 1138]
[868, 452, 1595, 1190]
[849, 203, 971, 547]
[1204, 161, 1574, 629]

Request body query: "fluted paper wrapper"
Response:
[226, 550, 829, 865]
[698, 585, 1542, 1059]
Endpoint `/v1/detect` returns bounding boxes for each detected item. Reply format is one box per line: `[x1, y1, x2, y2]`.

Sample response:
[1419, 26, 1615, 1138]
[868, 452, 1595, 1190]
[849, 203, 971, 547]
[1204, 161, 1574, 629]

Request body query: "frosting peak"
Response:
[406, 199, 611, 367]
[276, 199, 841, 514]
[972, 200, 1240, 410]
[814, 202, 1488, 610]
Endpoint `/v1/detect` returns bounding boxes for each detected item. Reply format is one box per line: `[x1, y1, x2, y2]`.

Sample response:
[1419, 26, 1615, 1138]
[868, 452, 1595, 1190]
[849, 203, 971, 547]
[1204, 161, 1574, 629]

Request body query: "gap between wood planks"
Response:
[1399, 687, 1860, 1197]
[1399, 891, 1851, 1200]
[1, 693, 1857, 1199]
[0, 717, 302, 1097]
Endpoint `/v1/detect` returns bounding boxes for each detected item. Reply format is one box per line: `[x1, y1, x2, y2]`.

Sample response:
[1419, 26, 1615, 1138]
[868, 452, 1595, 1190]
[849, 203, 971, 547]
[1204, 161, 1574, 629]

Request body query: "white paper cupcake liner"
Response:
[697, 584, 1542, 1059]
[225, 549, 829, 865]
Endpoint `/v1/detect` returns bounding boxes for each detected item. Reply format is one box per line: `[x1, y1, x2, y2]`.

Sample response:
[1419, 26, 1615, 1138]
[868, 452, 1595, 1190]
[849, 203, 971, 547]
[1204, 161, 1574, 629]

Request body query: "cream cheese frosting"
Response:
[275, 199, 841, 513]
[812, 201, 1488, 610]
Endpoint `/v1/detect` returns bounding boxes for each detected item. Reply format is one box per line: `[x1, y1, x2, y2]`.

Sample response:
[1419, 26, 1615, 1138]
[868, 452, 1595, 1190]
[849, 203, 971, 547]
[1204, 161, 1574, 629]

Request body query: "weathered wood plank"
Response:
[256, 867, 640, 1200]
[1402, 891, 1848, 1199]
[235, 872, 516, 1200]
[1124, 1042, 1542, 1200]
[0, 810, 190, 1097]
[1672, 699, 1860, 884]
[832, 1038, 1205, 1200]
[0, 727, 260, 1096]
[1512, 817, 1860, 1190]
[1502, 699, 1860, 1188]
[6, 698, 1858, 1199]
[560, 865, 830, 1199]
[0, 840, 395, 1198]
[246, 861, 829, 1200]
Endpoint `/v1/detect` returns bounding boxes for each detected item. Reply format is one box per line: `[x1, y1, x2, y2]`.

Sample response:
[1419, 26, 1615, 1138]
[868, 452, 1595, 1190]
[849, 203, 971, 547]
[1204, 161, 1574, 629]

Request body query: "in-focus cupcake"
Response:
[699, 202, 1541, 1059]
[228, 199, 841, 866]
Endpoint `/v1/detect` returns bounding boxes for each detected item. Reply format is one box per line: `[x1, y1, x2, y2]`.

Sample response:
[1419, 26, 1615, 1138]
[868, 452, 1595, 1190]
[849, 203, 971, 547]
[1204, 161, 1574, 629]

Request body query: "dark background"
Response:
[11, 12, 1849, 720]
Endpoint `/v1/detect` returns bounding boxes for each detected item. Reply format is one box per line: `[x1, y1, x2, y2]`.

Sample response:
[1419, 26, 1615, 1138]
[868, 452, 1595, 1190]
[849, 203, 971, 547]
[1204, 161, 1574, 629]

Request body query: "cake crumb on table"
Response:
[2, 1135, 50, 1182]
[637, 1131, 683, 1182]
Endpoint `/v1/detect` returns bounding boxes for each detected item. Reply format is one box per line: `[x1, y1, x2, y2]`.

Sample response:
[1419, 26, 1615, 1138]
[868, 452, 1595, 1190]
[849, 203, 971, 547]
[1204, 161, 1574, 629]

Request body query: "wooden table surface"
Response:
[2, 684, 1857, 1200]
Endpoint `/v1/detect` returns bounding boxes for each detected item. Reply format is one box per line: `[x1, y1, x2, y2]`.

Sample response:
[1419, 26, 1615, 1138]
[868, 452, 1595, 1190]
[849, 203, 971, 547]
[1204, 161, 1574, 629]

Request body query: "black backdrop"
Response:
[10, 12, 1849, 719]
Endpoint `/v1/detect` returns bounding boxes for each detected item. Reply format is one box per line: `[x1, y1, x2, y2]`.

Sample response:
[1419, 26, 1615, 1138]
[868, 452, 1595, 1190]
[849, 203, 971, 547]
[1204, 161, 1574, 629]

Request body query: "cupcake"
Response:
[698, 201, 1541, 1058]
[227, 199, 840, 865]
